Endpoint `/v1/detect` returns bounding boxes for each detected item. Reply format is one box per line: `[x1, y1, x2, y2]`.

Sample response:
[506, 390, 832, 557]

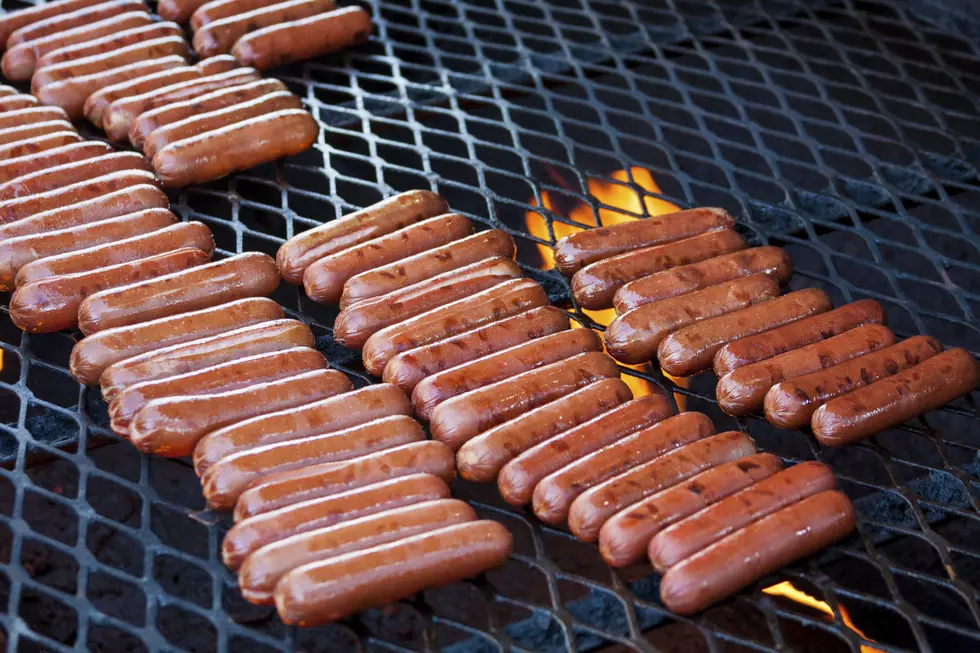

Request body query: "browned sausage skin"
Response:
[0, 170, 159, 225]
[35, 21, 183, 70]
[812, 347, 979, 446]
[84, 66, 203, 128]
[764, 334, 943, 429]
[157, 0, 209, 22]
[0, 107, 71, 132]
[0, 141, 112, 185]
[274, 520, 511, 626]
[658, 490, 855, 615]
[193, 0, 338, 58]
[194, 54, 240, 75]
[0, 120, 75, 147]
[70, 297, 284, 387]
[0, 0, 107, 53]
[0, 130, 79, 160]
[7, 0, 149, 47]
[0, 152, 152, 202]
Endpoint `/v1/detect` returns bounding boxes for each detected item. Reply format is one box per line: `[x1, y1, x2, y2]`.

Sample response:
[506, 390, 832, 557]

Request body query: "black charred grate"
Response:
[1, 0, 980, 651]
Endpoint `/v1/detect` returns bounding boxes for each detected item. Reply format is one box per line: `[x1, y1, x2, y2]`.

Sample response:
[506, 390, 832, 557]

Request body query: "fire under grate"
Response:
[1, 0, 980, 651]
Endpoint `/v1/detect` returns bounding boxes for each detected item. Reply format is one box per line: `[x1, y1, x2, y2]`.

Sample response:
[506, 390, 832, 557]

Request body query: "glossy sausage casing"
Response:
[193, 0, 338, 58]
[7, 0, 148, 47]
[192, 0, 287, 30]
[83, 66, 203, 128]
[0, 151, 152, 202]
[0, 170, 159, 225]
[0, 0, 107, 52]
[0, 141, 112, 185]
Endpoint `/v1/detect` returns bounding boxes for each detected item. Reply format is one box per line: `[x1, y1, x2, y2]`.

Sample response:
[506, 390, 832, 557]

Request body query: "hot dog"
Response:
[194, 54, 239, 75]
[717, 324, 895, 417]
[10, 248, 209, 333]
[33, 35, 189, 91]
[152, 109, 318, 188]
[193, 0, 337, 58]
[572, 230, 747, 310]
[157, 0, 209, 22]
[129, 369, 353, 457]
[812, 347, 979, 446]
[76, 252, 279, 335]
[413, 329, 602, 422]
[713, 299, 886, 377]
[658, 288, 832, 377]
[35, 21, 183, 69]
[0, 141, 112, 184]
[598, 453, 783, 568]
[0, 94, 41, 113]
[764, 334, 943, 429]
[429, 351, 621, 450]
[303, 213, 474, 305]
[497, 392, 675, 506]
[277, 190, 448, 285]
[658, 490, 855, 614]
[202, 415, 425, 509]
[0, 107, 70, 132]
[0, 130, 79, 160]
[457, 378, 632, 483]
[233, 440, 456, 521]
[232, 6, 373, 71]
[334, 257, 523, 349]
[1, 12, 154, 80]
[0, 209, 176, 291]
[274, 520, 511, 626]
[383, 305, 568, 393]
[193, 383, 411, 476]
[606, 274, 781, 365]
[341, 229, 516, 309]
[554, 207, 734, 276]
[0, 120, 74, 147]
[0, 85, 13, 96]
[531, 411, 716, 525]
[70, 297, 284, 386]
[0, 185, 169, 240]
[648, 461, 838, 573]
[0, 170, 159, 225]
[109, 347, 326, 435]
[192, 0, 285, 30]
[6, 0, 149, 48]
[239, 498, 475, 604]
[223, 473, 450, 569]
[568, 430, 758, 542]
[83, 66, 203, 128]
[0, 152, 152, 202]
[99, 318, 312, 401]
[0, 0, 106, 52]
[142, 91, 303, 160]
[362, 278, 549, 376]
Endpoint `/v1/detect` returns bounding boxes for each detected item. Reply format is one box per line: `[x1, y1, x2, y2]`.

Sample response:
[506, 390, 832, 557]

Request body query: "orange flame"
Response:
[763, 582, 884, 653]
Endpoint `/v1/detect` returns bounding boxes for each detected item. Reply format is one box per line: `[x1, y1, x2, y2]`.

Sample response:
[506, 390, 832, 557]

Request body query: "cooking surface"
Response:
[1, 0, 980, 651]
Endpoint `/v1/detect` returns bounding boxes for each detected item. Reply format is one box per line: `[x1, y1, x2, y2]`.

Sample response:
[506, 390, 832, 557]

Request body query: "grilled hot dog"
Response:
[0, 151, 152, 202]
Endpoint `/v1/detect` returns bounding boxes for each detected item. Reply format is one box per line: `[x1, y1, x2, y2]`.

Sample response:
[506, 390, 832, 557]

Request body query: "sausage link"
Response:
[384, 305, 567, 394]
[341, 229, 516, 309]
[194, 54, 240, 75]
[554, 208, 733, 276]
[606, 275, 780, 365]
[76, 252, 279, 335]
[10, 248, 209, 333]
[223, 473, 450, 569]
[0, 94, 41, 113]
[193, 383, 411, 476]
[497, 392, 674, 506]
[192, 0, 285, 30]
[83, 66, 202, 128]
[158, 0, 209, 22]
[110, 347, 326, 435]
[0, 141, 112, 184]
[599, 453, 782, 568]
[232, 6, 373, 71]
[764, 334, 943, 429]
[1, 12, 154, 81]
[713, 299, 886, 377]
[659, 490, 855, 614]
[0, 120, 74, 146]
[203, 415, 425, 510]
[0, 107, 71, 131]
[414, 329, 602, 422]
[458, 378, 632, 483]
[0, 85, 13, 96]
[143, 90, 302, 159]
[240, 498, 474, 604]
[303, 213, 474, 305]
[36, 20, 182, 67]
[274, 520, 511, 626]
[0, 170, 159, 225]
[812, 348, 979, 446]
[33, 34, 188, 91]
[0, 151, 152, 202]
[37, 55, 188, 119]
[658, 289, 832, 377]
[234, 440, 456, 521]
[130, 369, 353, 457]
[193, 0, 337, 58]
[0, 130, 79, 159]
[153, 109, 318, 187]
[532, 412, 715, 525]
[0, 0, 106, 52]
[717, 324, 895, 417]
[363, 278, 549, 376]
[572, 230, 747, 310]
[70, 297, 284, 386]
[568, 431, 758, 542]
[7, 0, 149, 47]
[0, 209, 176, 291]
[335, 257, 523, 349]
[277, 190, 448, 284]
[99, 318, 312, 400]
[430, 351, 621, 451]
[649, 461, 838, 573]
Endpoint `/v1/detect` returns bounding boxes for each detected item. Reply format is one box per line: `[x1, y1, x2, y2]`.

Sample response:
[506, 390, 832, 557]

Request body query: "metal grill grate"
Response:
[1, 0, 980, 651]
